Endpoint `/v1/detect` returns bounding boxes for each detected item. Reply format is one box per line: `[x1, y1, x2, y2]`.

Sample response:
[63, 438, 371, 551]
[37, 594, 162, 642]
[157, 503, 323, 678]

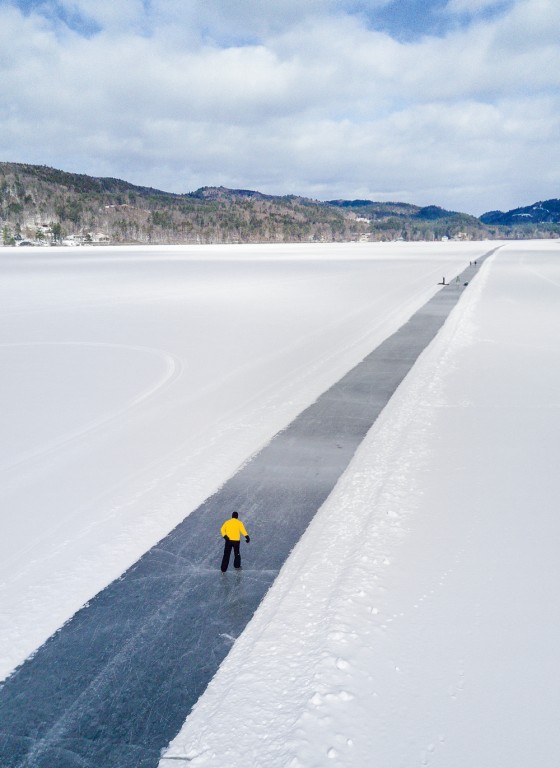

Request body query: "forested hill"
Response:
[1, 162, 558, 245]
[480, 199, 560, 226]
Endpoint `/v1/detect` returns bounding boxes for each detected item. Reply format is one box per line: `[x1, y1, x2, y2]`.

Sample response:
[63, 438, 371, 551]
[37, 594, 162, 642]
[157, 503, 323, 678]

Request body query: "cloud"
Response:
[49, 0, 391, 43]
[1, 0, 559, 214]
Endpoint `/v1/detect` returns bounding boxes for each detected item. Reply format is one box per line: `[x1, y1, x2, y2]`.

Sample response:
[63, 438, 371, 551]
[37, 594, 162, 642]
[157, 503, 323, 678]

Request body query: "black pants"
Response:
[221, 539, 241, 572]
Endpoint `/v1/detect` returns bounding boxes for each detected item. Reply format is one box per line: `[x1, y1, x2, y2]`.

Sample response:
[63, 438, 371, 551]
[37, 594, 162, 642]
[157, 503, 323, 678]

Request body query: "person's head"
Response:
[232, 511, 238, 519]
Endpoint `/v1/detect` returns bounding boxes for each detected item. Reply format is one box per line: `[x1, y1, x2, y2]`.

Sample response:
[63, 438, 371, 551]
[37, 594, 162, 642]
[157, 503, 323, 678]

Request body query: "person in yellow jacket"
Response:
[220, 511, 250, 572]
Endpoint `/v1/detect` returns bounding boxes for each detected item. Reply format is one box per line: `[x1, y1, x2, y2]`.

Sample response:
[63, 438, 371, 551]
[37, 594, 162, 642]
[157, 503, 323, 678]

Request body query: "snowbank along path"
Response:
[0, 250, 497, 768]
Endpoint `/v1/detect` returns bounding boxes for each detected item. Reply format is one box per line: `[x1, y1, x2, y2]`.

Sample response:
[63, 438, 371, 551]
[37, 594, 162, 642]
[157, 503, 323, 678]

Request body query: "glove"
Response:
[223, 535, 229, 541]
[245, 535, 250, 543]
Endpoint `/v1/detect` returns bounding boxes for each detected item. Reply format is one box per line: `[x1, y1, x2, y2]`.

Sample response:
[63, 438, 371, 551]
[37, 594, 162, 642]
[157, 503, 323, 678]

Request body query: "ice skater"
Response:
[220, 511, 250, 572]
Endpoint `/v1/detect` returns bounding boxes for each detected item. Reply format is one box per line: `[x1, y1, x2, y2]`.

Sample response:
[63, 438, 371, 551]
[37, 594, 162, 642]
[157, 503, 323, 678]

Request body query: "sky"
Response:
[0, 0, 558, 215]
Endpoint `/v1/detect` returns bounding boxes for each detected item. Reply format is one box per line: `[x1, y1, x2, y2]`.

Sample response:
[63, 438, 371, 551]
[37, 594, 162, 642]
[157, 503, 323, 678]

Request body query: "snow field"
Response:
[161, 241, 560, 767]
[0, 241, 483, 680]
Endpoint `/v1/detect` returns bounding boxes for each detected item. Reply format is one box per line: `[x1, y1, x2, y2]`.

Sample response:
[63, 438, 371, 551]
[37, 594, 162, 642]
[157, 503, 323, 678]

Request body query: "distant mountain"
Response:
[0, 164, 357, 245]
[480, 199, 560, 226]
[327, 200, 466, 220]
[0, 162, 558, 246]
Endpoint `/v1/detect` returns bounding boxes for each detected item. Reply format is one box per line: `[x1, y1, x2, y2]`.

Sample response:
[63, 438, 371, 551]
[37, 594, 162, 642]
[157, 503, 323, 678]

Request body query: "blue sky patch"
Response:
[12, 0, 101, 37]
[359, 0, 515, 42]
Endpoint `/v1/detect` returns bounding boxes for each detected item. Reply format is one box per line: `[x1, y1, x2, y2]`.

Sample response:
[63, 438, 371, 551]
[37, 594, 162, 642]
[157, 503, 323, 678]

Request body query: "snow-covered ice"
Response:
[0, 241, 482, 680]
[4, 239, 558, 768]
[161, 240, 560, 767]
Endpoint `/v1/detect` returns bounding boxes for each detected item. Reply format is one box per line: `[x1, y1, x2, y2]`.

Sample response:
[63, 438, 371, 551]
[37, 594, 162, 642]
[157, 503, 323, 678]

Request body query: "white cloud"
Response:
[0, 0, 559, 214]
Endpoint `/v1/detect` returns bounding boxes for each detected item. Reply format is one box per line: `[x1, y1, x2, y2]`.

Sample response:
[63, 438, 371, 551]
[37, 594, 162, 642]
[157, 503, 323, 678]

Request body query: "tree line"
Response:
[1, 162, 558, 246]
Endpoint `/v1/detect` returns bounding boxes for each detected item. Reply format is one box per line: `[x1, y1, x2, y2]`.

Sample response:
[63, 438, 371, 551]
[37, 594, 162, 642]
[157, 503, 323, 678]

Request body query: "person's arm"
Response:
[240, 521, 250, 542]
[220, 522, 229, 539]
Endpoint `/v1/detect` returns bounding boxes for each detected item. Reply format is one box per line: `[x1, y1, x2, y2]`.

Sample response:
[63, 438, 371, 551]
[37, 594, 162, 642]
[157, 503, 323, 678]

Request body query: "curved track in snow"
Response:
[0, 341, 184, 475]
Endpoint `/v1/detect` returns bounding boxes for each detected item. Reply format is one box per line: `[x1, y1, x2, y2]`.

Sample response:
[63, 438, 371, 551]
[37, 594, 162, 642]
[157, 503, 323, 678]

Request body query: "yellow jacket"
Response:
[221, 518, 248, 541]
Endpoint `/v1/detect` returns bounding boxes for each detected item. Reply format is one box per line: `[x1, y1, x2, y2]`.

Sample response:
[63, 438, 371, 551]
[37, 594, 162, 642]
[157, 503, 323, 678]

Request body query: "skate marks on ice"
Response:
[0, 253, 497, 768]
[0, 341, 183, 475]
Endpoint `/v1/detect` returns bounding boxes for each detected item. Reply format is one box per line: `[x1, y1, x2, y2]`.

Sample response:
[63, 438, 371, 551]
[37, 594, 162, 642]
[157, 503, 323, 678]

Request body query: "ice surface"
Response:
[0, 242, 483, 680]
[0, 254, 490, 768]
[161, 241, 560, 767]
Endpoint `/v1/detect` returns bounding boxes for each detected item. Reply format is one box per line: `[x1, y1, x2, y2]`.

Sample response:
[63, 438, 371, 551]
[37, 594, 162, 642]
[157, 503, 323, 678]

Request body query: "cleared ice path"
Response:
[0, 250, 497, 768]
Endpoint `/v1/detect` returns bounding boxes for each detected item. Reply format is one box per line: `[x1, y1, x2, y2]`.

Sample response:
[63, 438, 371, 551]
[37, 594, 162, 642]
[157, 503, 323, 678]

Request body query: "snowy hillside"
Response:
[161, 240, 560, 767]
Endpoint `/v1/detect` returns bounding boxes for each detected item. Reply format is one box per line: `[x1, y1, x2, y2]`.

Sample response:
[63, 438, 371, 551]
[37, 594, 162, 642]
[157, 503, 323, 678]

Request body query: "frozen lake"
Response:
[2, 239, 559, 768]
[164, 240, 560, 768]
[0, 241, 485, 678]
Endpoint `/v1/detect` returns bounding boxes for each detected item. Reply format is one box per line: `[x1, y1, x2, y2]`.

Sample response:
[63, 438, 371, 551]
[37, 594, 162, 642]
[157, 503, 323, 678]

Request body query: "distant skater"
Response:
[220, 511, 250, 572]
